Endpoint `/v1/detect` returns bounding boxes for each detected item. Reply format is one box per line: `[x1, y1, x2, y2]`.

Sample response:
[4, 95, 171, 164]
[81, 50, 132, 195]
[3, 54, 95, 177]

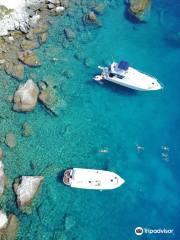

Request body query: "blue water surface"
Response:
[0, 0, 180, 239]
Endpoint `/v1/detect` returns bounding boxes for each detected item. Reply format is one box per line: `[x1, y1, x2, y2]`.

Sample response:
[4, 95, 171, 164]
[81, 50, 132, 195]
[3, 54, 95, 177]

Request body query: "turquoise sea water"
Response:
[0, 0, 180, 239]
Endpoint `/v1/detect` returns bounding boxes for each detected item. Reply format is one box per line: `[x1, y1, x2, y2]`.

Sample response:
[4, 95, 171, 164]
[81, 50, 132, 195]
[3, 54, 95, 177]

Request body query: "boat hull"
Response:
[95, 64, 163, 91]
[63, 168, 125, 190]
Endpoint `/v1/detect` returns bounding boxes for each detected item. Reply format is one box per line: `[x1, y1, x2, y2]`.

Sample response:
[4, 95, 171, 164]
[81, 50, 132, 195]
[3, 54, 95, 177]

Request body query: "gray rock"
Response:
[47, 3, 56, 9]
[64, 28, 75, 40]
[48, 0, 60, 5]
[55, 6, 65, 14]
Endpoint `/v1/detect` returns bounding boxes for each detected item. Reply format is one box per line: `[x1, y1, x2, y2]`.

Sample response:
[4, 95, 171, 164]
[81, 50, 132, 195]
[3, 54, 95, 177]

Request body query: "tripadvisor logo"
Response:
[135, 227, 174, 236]
[135, 227, 143, 236]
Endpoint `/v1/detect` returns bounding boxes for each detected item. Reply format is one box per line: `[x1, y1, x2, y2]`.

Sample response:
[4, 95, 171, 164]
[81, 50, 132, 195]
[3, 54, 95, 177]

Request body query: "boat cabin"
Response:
[110, 61, 129, 78]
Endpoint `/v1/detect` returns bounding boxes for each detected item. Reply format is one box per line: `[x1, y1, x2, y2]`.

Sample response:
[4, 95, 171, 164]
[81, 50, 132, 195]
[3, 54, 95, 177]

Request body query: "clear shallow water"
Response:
[0, 1, 180, 239]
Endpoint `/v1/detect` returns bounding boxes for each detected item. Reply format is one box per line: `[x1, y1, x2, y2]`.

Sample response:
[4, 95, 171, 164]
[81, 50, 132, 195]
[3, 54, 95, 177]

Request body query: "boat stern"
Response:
[63, 169, 73, 186]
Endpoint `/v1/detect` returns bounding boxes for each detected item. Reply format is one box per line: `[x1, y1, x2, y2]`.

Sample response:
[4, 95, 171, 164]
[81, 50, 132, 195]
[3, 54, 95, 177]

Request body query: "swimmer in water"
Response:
[136, 144, 144, 153]
[161, 145, 169, 151]
[99, 149, 109, 153]
[161, 152, 169, 162]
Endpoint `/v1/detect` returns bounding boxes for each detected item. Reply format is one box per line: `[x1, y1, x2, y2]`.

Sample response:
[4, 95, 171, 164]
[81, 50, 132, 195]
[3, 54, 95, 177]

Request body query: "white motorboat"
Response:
[94, 61, 163, 91]
[63, 168, 125, 190]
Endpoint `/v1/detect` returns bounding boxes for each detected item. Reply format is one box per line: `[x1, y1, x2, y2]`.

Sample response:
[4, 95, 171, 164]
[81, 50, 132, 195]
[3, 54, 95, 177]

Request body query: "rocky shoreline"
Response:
[0, 1, 69, 239]
[0, 0, 67, 81]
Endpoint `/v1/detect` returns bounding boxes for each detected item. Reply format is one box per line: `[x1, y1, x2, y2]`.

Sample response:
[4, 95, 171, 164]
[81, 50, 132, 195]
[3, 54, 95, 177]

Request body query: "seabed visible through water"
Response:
[0, 0, 180, 239]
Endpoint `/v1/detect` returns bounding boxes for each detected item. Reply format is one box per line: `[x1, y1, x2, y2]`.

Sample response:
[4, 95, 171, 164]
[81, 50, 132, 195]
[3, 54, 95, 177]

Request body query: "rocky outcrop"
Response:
[18, 50, 41, 67]
[13, 79, 39, 112]
[38, 81, 60, 115]
[0, 161, 5, 197]
[128, 0, 151, 21]
[5, 133, 16, 148]
[0, 0, 46, 36]
[13, 176, 44, 208]
[0, 212, 19, 240]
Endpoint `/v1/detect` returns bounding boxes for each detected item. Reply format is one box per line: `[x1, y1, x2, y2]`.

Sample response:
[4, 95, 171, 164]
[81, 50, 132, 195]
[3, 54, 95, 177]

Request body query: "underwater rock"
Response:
[13, 176, 44, 208]
[0, 161, 5, 197]
[64, 215, 76, 231]
[93, 3, 106, 15]
[4, 62, 24, 80]
[0, 213, 20, 240]
[13, 79, 39, 112]
[38, 81, 60, 115]
[5, 133, 16, 148]
[0, 210, 8, 229]
[85, 11, 99, 25]
[128, 0, 151, 21]
[20, 39, 39, 51]
[0, 148, 3, 159]
[38, 32, 48, 44]
[22, 122, 33, 137]
[18, 50, 41, 67]
[64, 28, 76, 40]
[84, 58, 94, 68]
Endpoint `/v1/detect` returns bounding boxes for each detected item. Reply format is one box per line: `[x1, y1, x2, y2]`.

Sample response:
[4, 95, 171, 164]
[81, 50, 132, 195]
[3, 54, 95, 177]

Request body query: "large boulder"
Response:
[18, 50, 41, 67]
[128, 0, 151, 21]
[13, 79, 39, 112]
[0, 161, 5, 197]
[0, 210, 8, 230]
[0, 212, 19, 240]
[13, 176, 44, 208]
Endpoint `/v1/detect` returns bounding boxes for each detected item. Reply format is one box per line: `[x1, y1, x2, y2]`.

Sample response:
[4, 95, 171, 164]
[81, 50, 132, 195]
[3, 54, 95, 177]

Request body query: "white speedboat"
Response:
[94, 61, 163, 91]
[63, 168, 125, 190]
